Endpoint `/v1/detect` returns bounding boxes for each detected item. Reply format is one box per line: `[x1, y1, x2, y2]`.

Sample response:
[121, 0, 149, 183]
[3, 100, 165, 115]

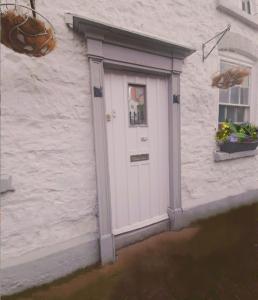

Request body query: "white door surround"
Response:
[66, 14, 195, 264]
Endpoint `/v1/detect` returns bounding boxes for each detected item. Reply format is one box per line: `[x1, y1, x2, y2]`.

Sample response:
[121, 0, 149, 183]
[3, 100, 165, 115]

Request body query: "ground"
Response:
[3, 203, 258, 300]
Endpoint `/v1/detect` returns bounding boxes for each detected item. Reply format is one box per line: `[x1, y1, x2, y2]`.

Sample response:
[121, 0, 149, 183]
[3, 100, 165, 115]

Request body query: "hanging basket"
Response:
[0, 4, 56, 57]
[211, 68, 249, 89]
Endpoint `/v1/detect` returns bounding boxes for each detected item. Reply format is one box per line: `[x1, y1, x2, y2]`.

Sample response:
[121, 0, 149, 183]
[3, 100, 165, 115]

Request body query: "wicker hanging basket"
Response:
[212, 68, 249, 89]
[0, 3, 56, 57]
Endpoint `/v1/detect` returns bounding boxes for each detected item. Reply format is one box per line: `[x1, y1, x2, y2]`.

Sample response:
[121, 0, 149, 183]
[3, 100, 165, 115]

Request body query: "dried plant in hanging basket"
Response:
[212, 68, 249, 89]
[1, 8, 56, 57]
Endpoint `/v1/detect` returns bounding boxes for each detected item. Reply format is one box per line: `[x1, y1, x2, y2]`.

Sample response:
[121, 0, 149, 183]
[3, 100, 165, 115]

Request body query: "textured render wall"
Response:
[1, 0, 258, 290]
[1, 0, 100, 271]
[179, 1, 258, 209]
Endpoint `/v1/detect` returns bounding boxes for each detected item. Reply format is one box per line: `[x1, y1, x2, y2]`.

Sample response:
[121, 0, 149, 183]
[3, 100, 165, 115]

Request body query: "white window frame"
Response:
[240, 0, 257, 15]
[241, 0, 252, 14]
[218, 52, 255, 124]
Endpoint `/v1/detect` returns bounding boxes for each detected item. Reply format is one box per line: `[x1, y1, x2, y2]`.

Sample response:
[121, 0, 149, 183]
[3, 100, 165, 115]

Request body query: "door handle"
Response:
[106, 113, 112, 122]
[106, 110, 116, 122]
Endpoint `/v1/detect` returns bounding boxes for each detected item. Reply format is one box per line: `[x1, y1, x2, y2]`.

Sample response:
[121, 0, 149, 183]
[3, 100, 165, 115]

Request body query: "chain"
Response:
[30, 0, 36, 17]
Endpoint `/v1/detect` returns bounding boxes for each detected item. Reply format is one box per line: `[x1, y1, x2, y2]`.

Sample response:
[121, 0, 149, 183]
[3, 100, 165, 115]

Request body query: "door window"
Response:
[128, 84, 147, 126]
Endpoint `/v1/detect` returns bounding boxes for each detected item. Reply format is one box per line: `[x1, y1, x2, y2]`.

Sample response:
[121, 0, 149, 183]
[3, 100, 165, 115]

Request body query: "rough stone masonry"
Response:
[1, 0, 258, 295]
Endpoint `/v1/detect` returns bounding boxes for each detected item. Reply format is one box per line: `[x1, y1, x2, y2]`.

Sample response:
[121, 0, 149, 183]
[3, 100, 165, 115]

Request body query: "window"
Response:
[242, 0, 252, 14]
[219, 61, 251, 123]
[128, 85, 147, 126]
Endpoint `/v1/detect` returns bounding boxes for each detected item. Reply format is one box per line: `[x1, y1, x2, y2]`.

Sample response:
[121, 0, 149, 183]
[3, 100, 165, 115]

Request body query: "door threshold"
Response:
[113, 214, 169, 236]
[114, 217, 170, 250]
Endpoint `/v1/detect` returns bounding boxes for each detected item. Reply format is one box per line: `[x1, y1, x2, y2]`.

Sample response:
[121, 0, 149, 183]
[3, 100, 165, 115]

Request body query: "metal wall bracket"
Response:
[202, 24, 231, 62]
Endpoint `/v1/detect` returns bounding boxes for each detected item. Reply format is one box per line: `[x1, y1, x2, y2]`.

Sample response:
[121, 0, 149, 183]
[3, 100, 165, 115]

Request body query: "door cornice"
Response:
[65, 13, 195, 60]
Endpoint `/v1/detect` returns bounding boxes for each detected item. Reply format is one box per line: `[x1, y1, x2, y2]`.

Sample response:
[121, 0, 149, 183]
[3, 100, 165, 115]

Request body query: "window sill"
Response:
[214, 149, 258, 162]
[217, 0, 258, 30]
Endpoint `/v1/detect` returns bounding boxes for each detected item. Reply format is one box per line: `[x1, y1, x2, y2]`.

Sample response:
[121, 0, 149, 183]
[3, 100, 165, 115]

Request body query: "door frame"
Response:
[67, 14, 195, 264]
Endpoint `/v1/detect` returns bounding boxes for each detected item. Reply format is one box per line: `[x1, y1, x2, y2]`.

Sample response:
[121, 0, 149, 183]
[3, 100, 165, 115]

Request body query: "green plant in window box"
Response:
[216, 122, 258, 153]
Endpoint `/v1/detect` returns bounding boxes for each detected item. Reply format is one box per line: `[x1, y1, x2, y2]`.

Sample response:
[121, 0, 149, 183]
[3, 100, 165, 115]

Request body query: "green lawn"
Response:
[3, 203, 258, 300]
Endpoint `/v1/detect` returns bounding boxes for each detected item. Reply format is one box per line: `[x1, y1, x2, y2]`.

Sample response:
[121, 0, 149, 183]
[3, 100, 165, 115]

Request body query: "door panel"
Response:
[105, 70, 169, 235]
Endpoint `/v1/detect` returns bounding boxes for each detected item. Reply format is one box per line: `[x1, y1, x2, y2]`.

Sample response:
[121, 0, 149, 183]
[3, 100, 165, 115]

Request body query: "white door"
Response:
[105, 70, 170, 235]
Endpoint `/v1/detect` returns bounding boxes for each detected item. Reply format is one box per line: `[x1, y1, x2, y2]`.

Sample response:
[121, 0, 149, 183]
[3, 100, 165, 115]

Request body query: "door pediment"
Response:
[65, 13, 195, 67]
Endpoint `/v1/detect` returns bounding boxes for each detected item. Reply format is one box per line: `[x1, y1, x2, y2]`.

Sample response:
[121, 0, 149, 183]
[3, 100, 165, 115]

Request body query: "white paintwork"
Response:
[1, 0, 258, 294]
[105, 71, 169, 235]
[113, 214, 168, 235]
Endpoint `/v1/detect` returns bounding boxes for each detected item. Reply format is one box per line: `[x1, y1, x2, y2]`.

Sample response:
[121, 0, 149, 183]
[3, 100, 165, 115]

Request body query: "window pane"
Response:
[242, 74, 249, 88]
[237, 107, 245, 123]
[244, 107, 250, 122]
[237, 107, 250, 123]
[227, 106, 237, 122]
[219, 105, 226, 123]
[230, 87, 240, 104]
[240, 88, 249, 105]
[221, 62, 232, 72]
[242, 0, 252, 14]
[128, 85, 147, 126]
[219, 89, 229, 103]
[219, 106, 250, 123]
[242, 1, 246, 11]
[247, 1, 251, 14]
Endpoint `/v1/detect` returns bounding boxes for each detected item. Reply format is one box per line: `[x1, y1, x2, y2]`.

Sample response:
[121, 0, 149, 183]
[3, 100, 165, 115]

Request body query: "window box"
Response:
[219, 140, 258, 153]
[216, 122, 258, 154]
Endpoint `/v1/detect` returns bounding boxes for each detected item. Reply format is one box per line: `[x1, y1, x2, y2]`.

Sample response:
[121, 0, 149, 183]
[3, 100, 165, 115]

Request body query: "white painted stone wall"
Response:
[1, 0, 258, 292]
